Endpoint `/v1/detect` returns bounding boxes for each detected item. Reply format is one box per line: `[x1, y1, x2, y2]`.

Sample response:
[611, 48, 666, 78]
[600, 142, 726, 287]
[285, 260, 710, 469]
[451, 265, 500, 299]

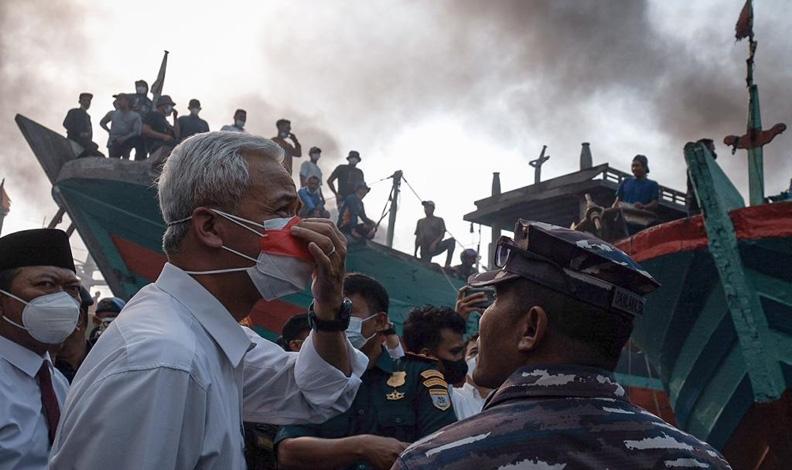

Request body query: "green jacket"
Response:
[275, 350, 457, 469]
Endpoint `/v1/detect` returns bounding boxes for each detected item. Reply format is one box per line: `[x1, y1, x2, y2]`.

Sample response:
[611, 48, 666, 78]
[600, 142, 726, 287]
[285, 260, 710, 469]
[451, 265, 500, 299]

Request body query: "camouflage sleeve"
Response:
[414, 366, 457, 437]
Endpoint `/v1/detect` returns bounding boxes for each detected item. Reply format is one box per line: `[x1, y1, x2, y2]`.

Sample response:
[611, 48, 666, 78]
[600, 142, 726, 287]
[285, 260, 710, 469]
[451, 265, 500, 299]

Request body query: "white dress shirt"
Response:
[0, 335, 69, 469]
[50, 263, 367, 469]
[450, 382, 486, 420]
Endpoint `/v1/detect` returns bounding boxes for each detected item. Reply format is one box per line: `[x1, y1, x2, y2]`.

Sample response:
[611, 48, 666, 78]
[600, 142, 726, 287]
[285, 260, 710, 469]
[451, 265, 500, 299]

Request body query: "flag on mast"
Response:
[151, 50, 169, 105]
[735, 0, 753, 40]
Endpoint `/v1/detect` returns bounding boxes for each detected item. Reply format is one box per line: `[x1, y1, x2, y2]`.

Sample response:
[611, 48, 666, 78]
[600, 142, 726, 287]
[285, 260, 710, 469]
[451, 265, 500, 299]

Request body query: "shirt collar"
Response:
[484, 364, 628, 410]
[0, 334, 49, 378]
[156, 263, 253, 367]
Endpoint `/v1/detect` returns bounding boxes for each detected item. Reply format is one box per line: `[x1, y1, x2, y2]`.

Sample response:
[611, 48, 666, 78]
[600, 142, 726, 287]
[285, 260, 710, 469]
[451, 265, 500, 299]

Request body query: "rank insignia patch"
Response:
[386, 390, 405, 400]
[422, 378, 448, 389]
[420, 370, 444, 380]
[429, 389, 451, 411]
[387, 371, 407, 388]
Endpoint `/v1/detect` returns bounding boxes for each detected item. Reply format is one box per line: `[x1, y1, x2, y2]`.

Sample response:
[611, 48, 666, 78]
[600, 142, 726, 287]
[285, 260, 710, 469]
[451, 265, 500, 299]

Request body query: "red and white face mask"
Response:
[181, 210, 315, 301]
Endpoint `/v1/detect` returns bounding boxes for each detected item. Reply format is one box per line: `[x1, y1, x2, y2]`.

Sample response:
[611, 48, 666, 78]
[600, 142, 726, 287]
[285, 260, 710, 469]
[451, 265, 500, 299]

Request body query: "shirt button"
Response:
[357, 409, 365, 416]
[395, 417, 403, 424]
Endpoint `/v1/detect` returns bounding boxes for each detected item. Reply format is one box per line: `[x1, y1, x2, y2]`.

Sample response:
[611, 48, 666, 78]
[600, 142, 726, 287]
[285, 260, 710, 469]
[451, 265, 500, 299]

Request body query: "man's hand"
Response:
[291, 218, 347, 319]
[358, 435, 408, 470]
[172, 108, 179, 118]
[456, 287, 487, 321]
[289, 132, 299, 142]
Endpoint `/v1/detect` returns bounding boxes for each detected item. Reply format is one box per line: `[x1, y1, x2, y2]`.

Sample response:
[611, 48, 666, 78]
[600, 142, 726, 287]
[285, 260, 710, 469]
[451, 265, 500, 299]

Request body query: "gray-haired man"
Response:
[51, 132, 368, 469]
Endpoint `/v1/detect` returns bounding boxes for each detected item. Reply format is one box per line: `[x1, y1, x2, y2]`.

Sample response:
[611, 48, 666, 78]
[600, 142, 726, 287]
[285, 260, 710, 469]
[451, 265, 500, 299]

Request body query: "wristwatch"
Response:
[308, 297, 353, 332]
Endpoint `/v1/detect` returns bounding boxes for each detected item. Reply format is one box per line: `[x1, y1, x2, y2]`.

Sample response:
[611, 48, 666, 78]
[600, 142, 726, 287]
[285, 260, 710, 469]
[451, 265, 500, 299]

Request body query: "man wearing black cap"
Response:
[142, 94, 180, 157]
[177, 98, 210, 141]
[615, 154, 660, 212]
[328, 151, 366, 201]
[414, 201, 455, 268]
[131, 79, 153, 116]
[0, 229, 82, 469]
[272, 118, 302, 176]
[63, 92, 103, 158]
[394, 221, 731, 469]
[99, 93, 144, 160]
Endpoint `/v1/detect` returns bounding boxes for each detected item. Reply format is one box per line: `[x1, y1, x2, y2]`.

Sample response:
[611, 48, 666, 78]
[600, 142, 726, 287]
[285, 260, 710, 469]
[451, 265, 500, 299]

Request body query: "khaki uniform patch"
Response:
[422, 378, 448, 389]
[420, 369, 444, 380]
[386, 390, 406, 400]
[387, 371, 407, 388]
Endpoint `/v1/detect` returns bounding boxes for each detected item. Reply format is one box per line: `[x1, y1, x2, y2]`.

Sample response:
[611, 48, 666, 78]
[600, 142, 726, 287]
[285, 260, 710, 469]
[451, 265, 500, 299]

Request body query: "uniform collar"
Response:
[156, 263, 253, 368]
[0, 334, 50, 378]
[484, 364, 627, 410]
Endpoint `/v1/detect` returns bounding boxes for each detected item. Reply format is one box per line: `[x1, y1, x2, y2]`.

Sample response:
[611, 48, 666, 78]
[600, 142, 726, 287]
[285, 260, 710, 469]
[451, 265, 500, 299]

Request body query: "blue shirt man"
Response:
[615, 154, 660, 209]
[298, 176, 328, 218]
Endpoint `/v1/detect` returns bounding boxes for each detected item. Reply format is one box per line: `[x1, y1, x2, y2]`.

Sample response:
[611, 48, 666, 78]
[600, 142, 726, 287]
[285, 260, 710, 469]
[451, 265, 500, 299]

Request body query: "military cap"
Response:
[470, 220, 659, 316]
[0, 229, 75, 273]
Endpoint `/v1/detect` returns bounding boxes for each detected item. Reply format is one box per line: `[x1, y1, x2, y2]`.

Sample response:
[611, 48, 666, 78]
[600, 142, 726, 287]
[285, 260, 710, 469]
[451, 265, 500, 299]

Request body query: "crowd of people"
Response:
[62, 85, 477, 276]
[0, 131, 732, 469]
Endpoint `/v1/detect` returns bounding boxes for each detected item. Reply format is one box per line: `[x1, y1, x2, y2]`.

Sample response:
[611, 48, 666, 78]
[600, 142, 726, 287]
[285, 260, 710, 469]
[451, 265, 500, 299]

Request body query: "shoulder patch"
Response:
[429, 388, 451, 411]
[420, 369, 445, 380]
[422, 377, 448, 389]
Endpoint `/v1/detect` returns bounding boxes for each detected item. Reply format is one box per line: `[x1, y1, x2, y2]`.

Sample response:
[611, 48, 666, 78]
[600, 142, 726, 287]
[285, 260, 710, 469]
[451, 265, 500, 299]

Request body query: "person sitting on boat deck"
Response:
[272, 118, 302, 176]
[0, 229, 81, 470]
[414, 201, 455, 268]
[221, 108, 248, 133]
[300, 146, 323, 188]
[50, 131, 367, 469]
[52, 286, 93, 384]
[328, 151, 365, 201]
[299, 176, 330, 219]
[447, 248, 479, 280]
[337, 182, 376, 240]
[614, 154, 660, 212]
[131, 79, 153, 117]
[276, 273, 457, 470]
[394, 221, 731, 470]
[686, 138, 718, 216]
[142, 95, 180, 158]
[63, 92, 104, 158]
[100, 93, 144, 160]
[177, 98, 210, 142]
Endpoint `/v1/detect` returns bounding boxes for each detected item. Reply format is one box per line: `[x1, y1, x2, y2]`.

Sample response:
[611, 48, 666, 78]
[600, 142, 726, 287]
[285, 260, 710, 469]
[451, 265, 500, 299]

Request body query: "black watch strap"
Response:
[308, 297, 352, 332]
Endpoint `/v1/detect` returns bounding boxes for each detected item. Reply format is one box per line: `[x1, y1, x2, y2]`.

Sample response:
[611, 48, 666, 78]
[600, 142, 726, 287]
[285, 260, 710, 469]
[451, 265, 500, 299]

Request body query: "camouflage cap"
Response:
[469, 220, 660, 316]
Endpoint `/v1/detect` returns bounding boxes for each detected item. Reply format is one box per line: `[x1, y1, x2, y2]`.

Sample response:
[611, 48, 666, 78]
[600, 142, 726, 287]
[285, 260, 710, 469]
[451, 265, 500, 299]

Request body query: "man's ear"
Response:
[517, 306, 548, 353]
[191, 207, 225, 249]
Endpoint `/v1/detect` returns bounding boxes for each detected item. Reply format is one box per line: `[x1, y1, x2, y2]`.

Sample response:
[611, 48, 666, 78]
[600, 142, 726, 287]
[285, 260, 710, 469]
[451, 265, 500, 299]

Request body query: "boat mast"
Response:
[724, 0, 787, 206]
[385, 170, 402, 248]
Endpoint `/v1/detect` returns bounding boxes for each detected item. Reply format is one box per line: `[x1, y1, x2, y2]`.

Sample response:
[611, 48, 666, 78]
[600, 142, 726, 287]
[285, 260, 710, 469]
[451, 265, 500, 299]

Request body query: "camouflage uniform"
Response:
[393, 364, 731, 469]
[276, 350, 457, 470]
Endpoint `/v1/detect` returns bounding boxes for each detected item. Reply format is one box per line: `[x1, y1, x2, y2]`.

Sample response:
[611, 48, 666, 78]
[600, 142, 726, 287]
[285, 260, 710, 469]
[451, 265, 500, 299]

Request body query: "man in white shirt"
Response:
[299, 146, 323, 187]
[51, 131, 368, 469]
[221, 108, 248, 133]
[0, 228, 83, 469]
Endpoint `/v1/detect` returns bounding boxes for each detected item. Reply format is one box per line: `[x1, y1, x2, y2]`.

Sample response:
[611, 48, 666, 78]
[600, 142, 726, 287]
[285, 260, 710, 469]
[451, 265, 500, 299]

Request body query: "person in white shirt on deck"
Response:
[0, 228, 82, 469]
[50, 131, 368, 470]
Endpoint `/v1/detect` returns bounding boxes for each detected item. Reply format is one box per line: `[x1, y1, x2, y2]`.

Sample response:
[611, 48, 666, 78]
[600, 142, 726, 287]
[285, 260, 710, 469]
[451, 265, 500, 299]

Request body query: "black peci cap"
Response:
[0, 229, 75, 273]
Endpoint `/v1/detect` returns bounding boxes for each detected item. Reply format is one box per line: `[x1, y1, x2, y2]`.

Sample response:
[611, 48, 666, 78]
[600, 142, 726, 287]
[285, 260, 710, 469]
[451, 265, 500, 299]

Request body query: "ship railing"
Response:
[601, 166, 686, 206]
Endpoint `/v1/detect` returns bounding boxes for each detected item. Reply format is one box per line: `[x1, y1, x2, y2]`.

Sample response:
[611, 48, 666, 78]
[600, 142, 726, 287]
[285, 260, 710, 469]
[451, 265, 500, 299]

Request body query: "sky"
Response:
[1, 0, 791, 292]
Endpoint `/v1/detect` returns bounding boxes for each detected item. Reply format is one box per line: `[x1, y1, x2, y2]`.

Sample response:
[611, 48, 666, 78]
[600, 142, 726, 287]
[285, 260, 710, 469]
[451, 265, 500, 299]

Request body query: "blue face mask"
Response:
[345, 314, 379, 349]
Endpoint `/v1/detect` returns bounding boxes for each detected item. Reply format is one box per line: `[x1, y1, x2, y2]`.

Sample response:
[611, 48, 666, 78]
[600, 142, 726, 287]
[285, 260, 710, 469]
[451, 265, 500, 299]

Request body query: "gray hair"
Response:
[157, 131, 284, 256]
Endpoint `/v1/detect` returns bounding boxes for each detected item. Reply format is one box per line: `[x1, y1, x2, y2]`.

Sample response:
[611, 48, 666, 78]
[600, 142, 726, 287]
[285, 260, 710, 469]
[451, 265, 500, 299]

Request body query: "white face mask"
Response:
[164, 105, 173, 114]
[189, 108, 200, 116]
[175, 210, 315, 301]
[466, 355, 477, 378]
[1, 290, 80, 344]
[235, 119, 246, 129]
[345, 314, 379, 349]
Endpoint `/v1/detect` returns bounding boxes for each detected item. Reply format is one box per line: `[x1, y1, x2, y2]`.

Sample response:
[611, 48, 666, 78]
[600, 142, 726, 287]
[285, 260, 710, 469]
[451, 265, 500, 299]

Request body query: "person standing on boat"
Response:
[300, 146, 324, 188]
[276, 274, 457, 470]
[63, 92, 104, 158]
[100, 93, 144, 160]
[394, 221, 731, 470]
[177, 99, 210, 141]
[414, 201, 455, 268]
[50, 131, 367, 470]
[0, 229, 82, 470]
[142, 95, 180, 158]
[221, 108, 248, 133]
[131, 79, 153, 116]
[614, 154, 660, 212]
[272, 119, 302, 176]
[328, 151, 366, 201]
